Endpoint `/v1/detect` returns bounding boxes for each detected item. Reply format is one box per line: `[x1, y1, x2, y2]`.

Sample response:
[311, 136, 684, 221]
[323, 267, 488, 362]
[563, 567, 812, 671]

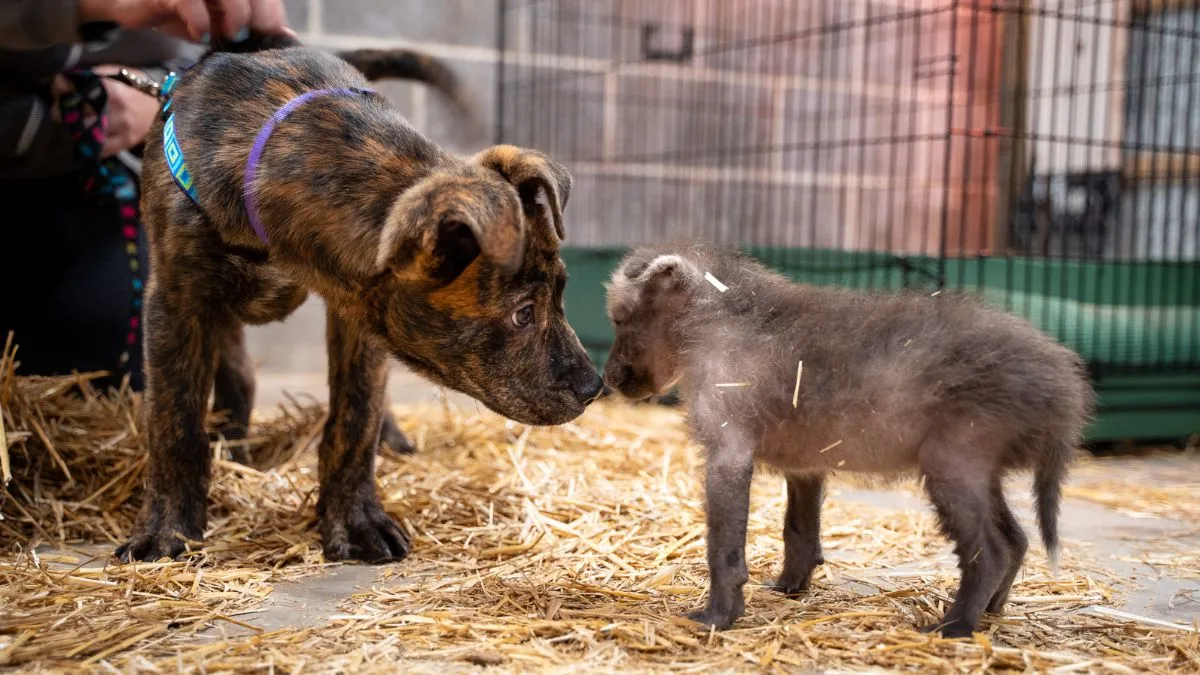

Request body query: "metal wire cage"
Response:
[496, 0, 1200, 438]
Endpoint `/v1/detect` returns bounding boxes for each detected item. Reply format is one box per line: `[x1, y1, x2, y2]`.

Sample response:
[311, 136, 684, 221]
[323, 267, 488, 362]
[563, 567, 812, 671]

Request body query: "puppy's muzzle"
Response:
[565, 368, 605, 405]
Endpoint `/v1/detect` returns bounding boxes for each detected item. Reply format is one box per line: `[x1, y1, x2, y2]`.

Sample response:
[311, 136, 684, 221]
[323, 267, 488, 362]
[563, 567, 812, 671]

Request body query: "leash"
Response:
[58, 69, 146, 375]
[110, 69, 376, 246]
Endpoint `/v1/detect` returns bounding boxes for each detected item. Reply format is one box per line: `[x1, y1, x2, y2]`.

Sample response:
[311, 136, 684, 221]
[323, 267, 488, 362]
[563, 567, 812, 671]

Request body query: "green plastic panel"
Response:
[562, 247, 1200, 443]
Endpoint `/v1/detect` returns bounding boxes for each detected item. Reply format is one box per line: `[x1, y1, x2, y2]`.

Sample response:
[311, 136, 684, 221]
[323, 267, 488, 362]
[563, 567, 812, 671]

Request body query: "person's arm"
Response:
[0, 0, 119, 52]
[1, 0, 292, 52]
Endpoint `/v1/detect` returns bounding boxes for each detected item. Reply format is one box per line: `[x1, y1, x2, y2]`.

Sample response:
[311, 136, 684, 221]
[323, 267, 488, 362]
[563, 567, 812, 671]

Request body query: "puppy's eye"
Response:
[512, 304, 535, 328]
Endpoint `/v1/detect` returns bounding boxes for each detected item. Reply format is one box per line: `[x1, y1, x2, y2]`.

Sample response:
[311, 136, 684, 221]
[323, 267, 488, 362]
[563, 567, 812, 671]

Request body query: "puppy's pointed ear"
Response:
[376, 173, 525, 282]
[472, 145, 572, 240]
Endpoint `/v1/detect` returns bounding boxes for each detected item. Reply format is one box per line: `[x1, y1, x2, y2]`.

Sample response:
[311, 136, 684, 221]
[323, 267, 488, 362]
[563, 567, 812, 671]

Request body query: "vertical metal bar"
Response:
[1085, 0, 1105, 373]
[978, 2, 1003, 298]
[957, 1, 981, 291]
[1039, 0, 1065, 344]
[901, 5, 927, 289]
[1058, 2, 1081, 363]
[1138, 9, 1163, 371]
[998, 1, 1027, 314]
[1127, 7, 1153, 370]
[806, 0, 828, 284]
[937, 1, 961, 291]
[494, 0, 508, 145]
[1023, 1, 1045, 330]
[682, 0, 699, 251]
[783, 0, 801, 280]
[1156, 7, 1185, 371]
[855, 1, 873, 289]
[1179, 8, 1199, 371]
[829, 2, 847, 287]
[884, 7, 909, 291]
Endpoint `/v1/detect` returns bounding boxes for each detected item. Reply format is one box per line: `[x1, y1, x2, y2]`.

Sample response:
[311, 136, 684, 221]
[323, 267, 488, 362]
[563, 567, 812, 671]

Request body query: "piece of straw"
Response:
[704, 272, 728, 293]
[819, 439, 844, 454]
[792, 360, 803, 408]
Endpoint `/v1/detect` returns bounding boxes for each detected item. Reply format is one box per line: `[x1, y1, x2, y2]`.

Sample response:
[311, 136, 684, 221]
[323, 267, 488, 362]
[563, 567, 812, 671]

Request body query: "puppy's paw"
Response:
[380, 414, 415, 454]
[320, 496, 410, 563]
[685, 607, 739, 631]
[115, 511, 203, 562]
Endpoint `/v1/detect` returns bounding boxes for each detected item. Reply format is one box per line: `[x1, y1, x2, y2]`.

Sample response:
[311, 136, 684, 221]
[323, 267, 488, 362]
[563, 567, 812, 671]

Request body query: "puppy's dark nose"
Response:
[571, 371, 605, 405]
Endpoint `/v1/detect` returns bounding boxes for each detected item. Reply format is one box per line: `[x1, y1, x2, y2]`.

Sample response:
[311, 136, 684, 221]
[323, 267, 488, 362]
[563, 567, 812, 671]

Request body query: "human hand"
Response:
[51, 67, 161, 158]
[97, 67, 161, 158]
[77, 0, 295, 43]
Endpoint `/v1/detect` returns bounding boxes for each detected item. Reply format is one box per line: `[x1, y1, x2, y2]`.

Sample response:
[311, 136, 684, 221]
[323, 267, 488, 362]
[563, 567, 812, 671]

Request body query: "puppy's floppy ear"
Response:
[376, 172, 525, 281]
[472, 145, 572, 240]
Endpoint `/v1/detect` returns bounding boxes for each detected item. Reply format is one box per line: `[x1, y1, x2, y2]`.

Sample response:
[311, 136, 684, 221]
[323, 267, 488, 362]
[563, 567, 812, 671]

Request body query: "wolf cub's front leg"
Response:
[687, 435, 755, 629]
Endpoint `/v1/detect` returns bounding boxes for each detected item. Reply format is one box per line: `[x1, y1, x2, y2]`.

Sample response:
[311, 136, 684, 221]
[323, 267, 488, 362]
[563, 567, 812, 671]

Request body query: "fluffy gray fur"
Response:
[603, 243, 1095, 638]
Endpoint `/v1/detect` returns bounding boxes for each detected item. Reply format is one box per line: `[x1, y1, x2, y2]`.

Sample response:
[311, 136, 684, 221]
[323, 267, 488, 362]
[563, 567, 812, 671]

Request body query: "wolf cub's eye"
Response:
[512, 304, 535, 328]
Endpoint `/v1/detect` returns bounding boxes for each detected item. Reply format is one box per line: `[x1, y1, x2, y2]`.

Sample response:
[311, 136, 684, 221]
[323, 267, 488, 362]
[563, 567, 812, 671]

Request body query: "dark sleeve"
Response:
[0, 0, 118, 51]
[0, 90, 76, 180]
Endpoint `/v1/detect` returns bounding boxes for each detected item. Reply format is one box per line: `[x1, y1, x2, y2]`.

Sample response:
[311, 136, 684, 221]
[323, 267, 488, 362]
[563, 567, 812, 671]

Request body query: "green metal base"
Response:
[561, 247, 1200, 443]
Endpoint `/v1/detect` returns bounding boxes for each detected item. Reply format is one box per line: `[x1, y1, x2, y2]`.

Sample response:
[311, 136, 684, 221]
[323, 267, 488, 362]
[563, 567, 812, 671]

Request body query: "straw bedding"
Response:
[2, 338, 1199, 673]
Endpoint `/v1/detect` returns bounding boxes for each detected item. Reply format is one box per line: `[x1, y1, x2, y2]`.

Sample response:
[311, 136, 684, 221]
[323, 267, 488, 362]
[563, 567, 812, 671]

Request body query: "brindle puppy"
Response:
[604, 244, 1094, 638]
[208, 40, 482, 463]
[117, 34, 602, 564]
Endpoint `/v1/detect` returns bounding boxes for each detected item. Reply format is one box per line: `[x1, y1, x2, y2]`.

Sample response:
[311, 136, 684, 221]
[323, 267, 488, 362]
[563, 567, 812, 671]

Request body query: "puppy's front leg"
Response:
[117, 287, 217, 561]
[317, 309, 410, 563]
[688, 439, 755, 630]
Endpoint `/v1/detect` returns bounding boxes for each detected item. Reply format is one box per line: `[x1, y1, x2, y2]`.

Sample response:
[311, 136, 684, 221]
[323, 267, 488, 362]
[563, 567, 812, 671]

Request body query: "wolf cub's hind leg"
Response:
[770, 473, 826, 596]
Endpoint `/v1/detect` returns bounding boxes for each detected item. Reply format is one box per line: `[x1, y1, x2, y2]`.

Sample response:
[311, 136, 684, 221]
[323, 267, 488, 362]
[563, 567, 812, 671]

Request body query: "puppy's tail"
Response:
[205, 32, 483, 139]
[335, 49, 460, 97]
[335, 48, 476, 118]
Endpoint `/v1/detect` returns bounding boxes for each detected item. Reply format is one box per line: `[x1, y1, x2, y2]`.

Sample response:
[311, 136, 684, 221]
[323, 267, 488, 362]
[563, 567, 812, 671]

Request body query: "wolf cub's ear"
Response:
[639, 254, 700, 288]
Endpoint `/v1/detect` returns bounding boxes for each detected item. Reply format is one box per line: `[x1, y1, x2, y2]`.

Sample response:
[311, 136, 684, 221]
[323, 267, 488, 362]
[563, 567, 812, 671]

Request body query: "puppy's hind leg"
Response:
[317, 308, 410, 563]
[770, 473, 826, 596]
[211, 324, 256, 464]
[379, 387, 415, 454]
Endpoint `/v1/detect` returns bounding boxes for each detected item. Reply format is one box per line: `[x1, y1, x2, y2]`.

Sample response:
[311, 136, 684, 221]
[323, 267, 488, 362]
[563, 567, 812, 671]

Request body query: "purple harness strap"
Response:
[243, 87, 374, 245]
